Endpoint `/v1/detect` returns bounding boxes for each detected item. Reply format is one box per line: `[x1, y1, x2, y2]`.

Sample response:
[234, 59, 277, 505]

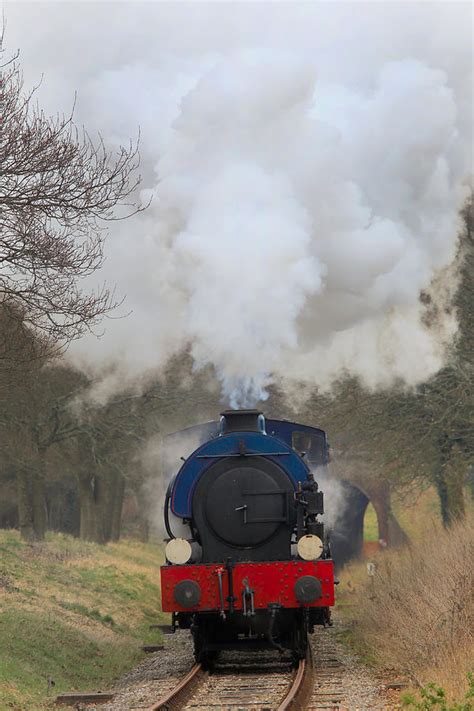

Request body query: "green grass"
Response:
[57, 601, 119, 628]
[0, 609, 140, 709]
[0, 530, 167, 710]
[333, 625, 379, 667]
[363, 502, 379, 541]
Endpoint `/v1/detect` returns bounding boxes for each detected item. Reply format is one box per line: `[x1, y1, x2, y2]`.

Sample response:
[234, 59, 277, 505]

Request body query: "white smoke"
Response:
[5, 2, 472, 404]
[141, 426, 216, 536]
[315, 467, 348, 532]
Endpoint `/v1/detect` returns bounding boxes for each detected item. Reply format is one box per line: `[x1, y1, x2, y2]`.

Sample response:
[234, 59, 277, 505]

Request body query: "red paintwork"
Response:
[161, 559, 334, 613]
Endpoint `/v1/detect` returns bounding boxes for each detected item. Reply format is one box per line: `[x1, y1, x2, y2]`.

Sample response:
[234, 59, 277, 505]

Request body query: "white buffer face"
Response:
[165, 538, 192, 565]
[297, 534, 324, 561]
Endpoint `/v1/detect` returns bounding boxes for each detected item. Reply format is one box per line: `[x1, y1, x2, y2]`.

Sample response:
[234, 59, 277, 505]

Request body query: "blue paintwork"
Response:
[170, 430, 310, 518]
[163, 419, 328, 479]
[265, 419, 328, 455]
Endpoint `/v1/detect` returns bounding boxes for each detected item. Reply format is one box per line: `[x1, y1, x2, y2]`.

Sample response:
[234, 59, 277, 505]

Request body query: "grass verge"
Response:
[0, 530, 166, 710]
[339, 514, 474, 704]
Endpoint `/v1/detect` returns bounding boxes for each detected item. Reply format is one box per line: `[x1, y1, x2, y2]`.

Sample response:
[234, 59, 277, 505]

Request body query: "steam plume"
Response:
[6, 2, 472, 404]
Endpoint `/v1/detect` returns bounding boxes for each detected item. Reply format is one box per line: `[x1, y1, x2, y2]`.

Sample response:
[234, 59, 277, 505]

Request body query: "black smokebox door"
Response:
[205, 464, 289, 547]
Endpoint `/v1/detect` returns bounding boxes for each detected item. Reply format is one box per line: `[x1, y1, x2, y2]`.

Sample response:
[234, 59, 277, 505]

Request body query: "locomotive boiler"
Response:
[160, 409, 335, 664]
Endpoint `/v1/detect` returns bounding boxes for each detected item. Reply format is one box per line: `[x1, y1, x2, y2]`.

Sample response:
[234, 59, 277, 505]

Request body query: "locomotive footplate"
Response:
[161, 559, 334, 613]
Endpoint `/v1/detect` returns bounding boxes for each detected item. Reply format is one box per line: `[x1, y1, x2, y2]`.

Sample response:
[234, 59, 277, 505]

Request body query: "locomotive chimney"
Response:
[220, 409, 265, 434]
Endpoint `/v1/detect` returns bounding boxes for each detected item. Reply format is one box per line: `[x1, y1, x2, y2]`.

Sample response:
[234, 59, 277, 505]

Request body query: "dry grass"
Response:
[341, 515, 474, 701]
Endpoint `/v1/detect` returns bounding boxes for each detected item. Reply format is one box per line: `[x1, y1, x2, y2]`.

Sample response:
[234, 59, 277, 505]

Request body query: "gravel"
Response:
[80, 615, 404, 710]
[79, 630, 194, 710]
[311, 616, 403, 709]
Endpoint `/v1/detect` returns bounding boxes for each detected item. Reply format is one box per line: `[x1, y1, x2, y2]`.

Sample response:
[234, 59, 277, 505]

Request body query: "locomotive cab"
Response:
[160, 410, 335, 664]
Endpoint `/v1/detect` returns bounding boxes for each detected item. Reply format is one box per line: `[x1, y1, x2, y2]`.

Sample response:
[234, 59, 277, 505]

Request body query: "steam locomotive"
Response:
[160, 410, 335, 664]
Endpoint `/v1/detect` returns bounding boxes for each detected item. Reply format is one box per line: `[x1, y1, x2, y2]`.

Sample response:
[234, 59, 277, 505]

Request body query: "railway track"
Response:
[308, 626, 346, 710]
[57, 627, 350, 710]
[146, 645, 313, 710]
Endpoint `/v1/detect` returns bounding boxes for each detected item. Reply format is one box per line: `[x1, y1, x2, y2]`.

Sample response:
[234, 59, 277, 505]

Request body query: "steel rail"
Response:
[146, 662, 206, 711]
[147, 637, 312, 711]
[277, 642, 314, 711]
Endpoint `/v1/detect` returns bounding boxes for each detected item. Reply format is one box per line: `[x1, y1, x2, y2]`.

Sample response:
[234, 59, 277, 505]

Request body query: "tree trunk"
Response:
[16, 467, 35, 542]
[110, 474, 125, 542]
[138, 516, 150, 543]
[435, 471, 450, 527]
[16, 466, 46, 542]
[436, 471, 465, 527]
[78, 470, 119, 544]
[135, 485, 150, 543]
[446, 474, 465, 522]
[435, 450, 466, 528]
[468, 466, 474, 501]
[31, 472, 46, 540]
[32, 448, 47, 540]
[78, 474, 98, 542]
[93, 474, 110, 543]
[445, 448, 466, 523]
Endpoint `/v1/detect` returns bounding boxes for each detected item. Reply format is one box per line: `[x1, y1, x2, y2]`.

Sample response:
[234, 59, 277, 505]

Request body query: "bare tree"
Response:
[0, 45, 145, 354]
[0, 363, 87, 541]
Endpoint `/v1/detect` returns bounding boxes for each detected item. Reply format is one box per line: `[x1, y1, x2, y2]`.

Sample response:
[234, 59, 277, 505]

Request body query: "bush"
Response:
[402, 674, 474, 710]
[346, 516, 474, 701]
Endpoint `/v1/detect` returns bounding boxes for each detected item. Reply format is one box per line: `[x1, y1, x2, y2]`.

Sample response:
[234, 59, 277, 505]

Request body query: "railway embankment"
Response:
[339, 514, 474, 706]
[0, 531, 166, 709]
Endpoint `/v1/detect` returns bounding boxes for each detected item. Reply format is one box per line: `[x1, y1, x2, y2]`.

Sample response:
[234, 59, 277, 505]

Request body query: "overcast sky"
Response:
[4, 2, 473, 404]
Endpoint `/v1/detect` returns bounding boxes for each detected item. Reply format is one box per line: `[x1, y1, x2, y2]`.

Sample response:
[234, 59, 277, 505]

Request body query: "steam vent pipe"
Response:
[220, 409, 265, 434]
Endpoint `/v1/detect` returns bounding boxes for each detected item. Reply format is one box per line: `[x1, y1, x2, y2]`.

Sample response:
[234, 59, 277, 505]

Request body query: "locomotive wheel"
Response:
[291, 611, 309, 664]
[191, 619, 217, 669]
